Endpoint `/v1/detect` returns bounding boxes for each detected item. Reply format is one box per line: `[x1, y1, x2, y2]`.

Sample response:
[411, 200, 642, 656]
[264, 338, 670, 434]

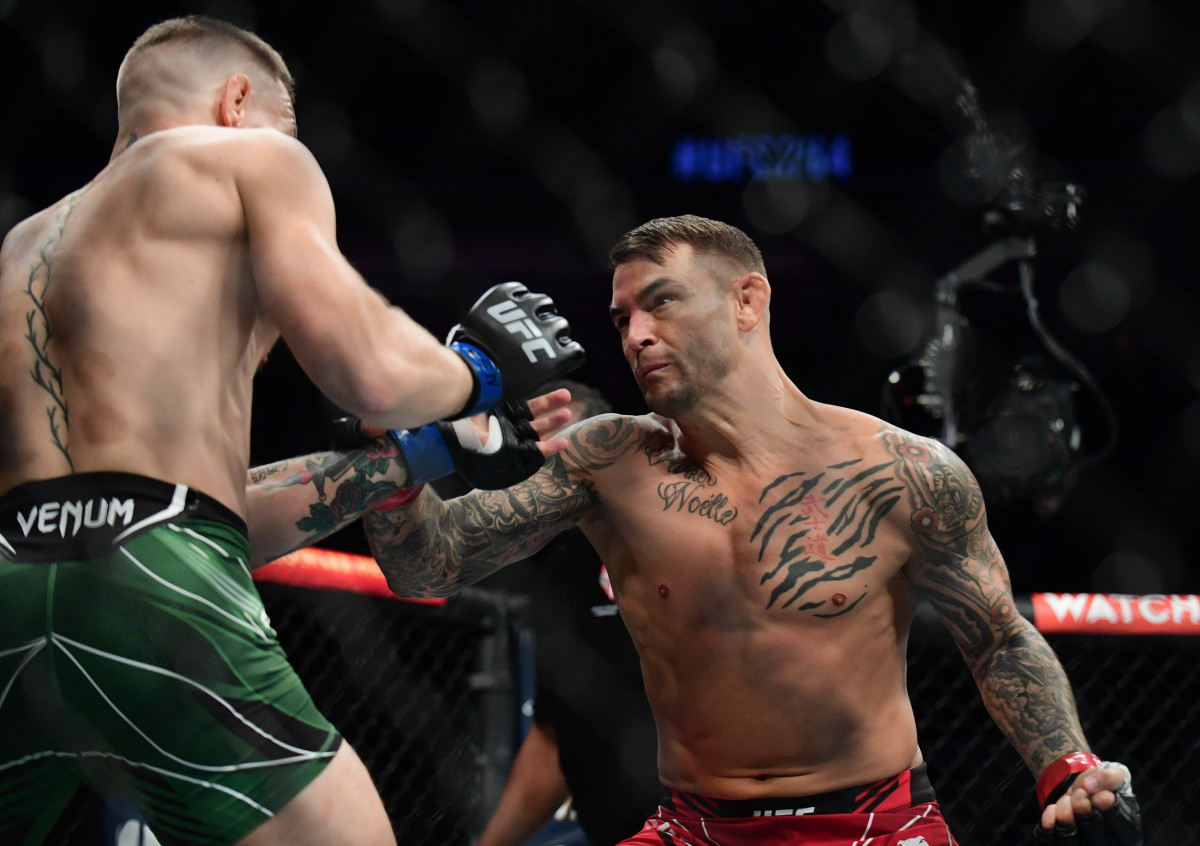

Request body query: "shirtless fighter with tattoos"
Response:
[356, 215, 1142, 845]
[0, 15, 579, 845]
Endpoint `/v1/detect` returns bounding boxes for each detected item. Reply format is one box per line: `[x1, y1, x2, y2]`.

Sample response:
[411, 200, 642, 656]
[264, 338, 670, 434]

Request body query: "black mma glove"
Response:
[1033, 761, 1142, 846]
[328, 416, 374, 449]
[449, 281, 585, 417]
[390, 401, 546, 490]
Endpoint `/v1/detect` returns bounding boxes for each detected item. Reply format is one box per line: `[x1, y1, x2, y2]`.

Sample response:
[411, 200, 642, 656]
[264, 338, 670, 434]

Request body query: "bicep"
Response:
[237, 138, 426, 403]
[896, 438, 1021, 665]
[240, 137, 356, 328]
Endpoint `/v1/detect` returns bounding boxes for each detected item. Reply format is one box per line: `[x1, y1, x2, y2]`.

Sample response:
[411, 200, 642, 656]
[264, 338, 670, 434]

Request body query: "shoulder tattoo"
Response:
[879, 429, 989, 560]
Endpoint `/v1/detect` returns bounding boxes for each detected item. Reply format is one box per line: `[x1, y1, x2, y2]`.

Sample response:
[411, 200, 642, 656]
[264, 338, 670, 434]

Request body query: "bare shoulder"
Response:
[165, 124, 310, 158]
[222, 127, 316, 168]
[821, 404, 966, 470]
[0, 214, 35, 266]
[868, 418, 993, 572]
[557, 412, 673, 476]
[862, 418, 1018, 654]
[195, 129, 334, 225]
[198, 128, 321, 189]
[1, 198, 72, 260]
[119, 127, 321, 193]
[813, 403, 986, 544]
[0, 193, 88, 289]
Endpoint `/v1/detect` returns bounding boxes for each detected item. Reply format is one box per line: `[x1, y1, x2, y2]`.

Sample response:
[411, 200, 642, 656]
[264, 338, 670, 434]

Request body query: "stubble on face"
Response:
[650, 327, 734, 417]
[640, 253, 738, 418]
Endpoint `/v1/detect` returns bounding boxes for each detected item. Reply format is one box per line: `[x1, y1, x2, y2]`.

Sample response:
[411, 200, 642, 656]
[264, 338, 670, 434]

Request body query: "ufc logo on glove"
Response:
[448, 281, 585, 411]
[486, 300, 558, 362]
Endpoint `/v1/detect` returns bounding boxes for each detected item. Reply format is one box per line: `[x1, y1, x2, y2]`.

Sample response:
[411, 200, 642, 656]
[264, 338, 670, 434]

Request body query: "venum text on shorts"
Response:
[16, 497, 135, 538]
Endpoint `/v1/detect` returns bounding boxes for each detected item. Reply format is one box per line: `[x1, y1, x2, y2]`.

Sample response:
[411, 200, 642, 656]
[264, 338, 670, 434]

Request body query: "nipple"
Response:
[831, 593, 846, 607]
[658, 584, 670, 599]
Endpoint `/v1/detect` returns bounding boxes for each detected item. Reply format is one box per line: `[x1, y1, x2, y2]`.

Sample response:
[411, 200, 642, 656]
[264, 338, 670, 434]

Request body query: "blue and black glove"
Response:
[330, 401, 547, 491]
[389, 400, 547, 490]
[449, 282, 585, 417]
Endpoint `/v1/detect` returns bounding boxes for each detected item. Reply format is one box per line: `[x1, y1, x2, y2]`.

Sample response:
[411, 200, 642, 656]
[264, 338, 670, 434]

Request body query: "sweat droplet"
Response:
[832, 593, 846, 606]
[658, 584, 670, 599]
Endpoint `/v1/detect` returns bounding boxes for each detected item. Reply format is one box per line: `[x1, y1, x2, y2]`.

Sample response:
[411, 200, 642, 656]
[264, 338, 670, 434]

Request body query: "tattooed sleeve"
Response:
[365, 414, 645, 598]
[246, 436, 415, 564]
[885, 429, 1090, 776]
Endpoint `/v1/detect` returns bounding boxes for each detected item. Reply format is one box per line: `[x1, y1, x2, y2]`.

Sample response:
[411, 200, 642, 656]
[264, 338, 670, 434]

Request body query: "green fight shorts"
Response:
[0, 472, 341, 845]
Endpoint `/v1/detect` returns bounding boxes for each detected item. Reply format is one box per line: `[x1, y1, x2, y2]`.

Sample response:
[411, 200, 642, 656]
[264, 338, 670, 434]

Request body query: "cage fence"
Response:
[41, 584, 1200, 845]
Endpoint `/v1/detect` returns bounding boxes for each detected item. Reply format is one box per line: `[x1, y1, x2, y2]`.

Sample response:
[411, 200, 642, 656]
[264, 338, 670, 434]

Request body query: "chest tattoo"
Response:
[753, 459, 902, 616]
[647, 445, 739, 526]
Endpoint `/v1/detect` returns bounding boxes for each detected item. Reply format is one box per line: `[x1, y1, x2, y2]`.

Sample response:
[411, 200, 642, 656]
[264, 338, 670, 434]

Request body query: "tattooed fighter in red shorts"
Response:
[356, 215, 1141, 846]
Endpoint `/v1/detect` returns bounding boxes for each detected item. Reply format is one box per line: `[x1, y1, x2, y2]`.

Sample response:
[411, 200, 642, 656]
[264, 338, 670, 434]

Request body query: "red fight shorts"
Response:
[621, 764, 959, 846]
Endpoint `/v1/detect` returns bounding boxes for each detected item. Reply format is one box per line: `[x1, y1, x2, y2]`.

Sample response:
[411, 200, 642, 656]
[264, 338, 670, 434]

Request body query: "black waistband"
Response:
[663, 764, 936, 818]
[0, 472, 246, 562]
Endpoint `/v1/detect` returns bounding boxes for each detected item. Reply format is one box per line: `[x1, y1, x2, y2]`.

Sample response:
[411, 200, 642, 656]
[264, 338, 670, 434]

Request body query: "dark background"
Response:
[2, 0, 1197, 595]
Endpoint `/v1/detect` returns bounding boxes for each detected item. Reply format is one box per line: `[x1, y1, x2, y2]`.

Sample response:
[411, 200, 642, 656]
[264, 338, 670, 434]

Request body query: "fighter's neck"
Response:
[673, 371, 814, 466]
[109, 114, 214, 162]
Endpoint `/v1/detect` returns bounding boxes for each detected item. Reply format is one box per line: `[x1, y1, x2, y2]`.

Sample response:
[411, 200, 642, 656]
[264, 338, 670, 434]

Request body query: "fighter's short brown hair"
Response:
[608, 215, 766, 276]
[120, 15, 295, 102]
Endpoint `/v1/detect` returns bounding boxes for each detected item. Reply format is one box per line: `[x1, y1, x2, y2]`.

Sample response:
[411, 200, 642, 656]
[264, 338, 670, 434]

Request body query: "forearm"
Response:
[365, 462, 585, 598]
[477, 723, 569, 846]
[365, 489, 563, 598]
[245, 438, 414, 568]
[331, 306, 476, 429]
[969, 618, 1091, 777]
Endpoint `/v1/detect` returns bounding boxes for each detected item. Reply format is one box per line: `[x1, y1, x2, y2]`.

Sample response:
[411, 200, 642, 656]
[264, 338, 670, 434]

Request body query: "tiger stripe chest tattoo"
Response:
[639, 428, 975, 618]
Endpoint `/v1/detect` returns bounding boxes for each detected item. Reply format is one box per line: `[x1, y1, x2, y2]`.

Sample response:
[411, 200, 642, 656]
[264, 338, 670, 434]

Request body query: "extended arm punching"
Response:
[245, 391, 574, 568]
[240, 132, 584, 429]
[242, 269, 584, 566]
[245, 438, 411, 568]
[363, 453, 588, 598]
[359, 414, 644, 598]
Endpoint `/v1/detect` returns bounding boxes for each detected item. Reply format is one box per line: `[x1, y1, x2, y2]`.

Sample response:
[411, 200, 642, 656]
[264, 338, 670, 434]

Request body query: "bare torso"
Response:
[0, 128, 279, 513]
[576, 404, 941, 799]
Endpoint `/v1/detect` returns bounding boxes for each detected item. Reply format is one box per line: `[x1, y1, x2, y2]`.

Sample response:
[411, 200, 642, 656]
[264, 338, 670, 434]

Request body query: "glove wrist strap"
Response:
[1038, 752, 1102, 807]
[389, 425, 454, 486]
[450, 342, 503, 417]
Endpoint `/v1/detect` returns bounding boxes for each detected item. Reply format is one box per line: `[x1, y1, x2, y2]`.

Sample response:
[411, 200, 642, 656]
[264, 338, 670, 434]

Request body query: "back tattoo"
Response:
[24, 189, 88, 467]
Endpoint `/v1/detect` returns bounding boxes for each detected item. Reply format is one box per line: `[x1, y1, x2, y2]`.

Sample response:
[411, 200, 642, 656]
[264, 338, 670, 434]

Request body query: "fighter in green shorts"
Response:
[0, 472, 340, 845]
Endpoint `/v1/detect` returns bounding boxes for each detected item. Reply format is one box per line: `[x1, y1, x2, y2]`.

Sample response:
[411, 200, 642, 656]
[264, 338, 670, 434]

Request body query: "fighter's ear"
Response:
[734, 272, 770, 331]
[218, 74, 252, 127]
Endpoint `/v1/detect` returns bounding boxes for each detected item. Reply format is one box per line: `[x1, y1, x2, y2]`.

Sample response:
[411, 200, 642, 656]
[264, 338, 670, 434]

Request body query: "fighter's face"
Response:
[609, 243, 737, 417]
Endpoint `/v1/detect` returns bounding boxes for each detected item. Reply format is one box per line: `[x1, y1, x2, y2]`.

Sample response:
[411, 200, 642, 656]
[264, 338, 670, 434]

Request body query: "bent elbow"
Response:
[382, 569, 460, 601]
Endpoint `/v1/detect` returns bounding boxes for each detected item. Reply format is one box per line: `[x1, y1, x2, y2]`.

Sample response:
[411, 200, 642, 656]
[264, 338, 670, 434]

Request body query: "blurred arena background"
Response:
[4, 0, 1196, 594]
[3, 0, 1198, 842]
